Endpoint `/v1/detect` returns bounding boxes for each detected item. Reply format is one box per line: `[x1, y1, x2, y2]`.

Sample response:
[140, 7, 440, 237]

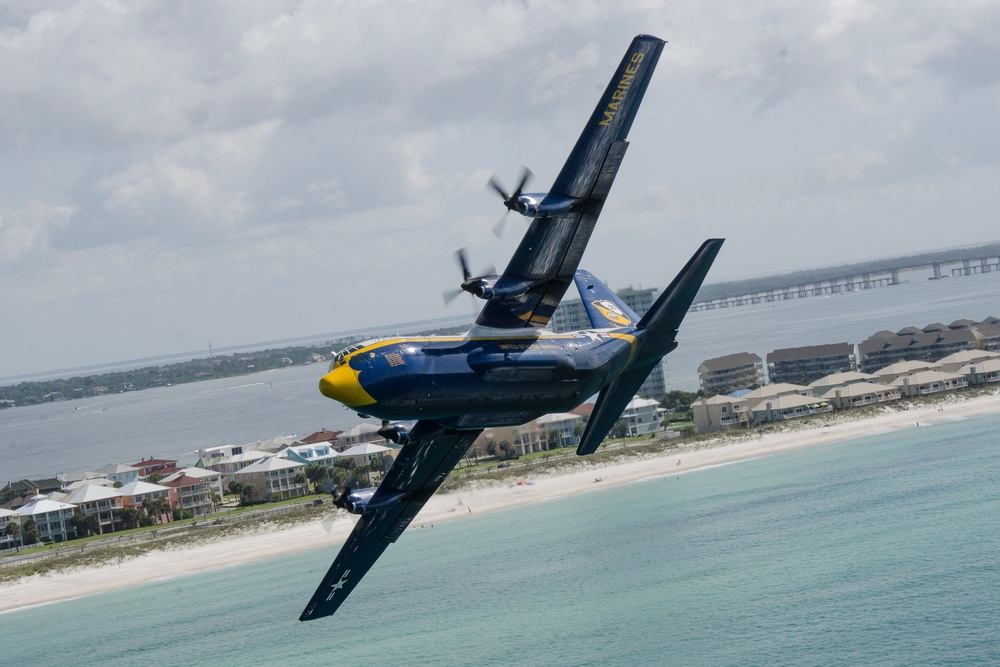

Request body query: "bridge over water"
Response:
[691, 242, 1000, 311]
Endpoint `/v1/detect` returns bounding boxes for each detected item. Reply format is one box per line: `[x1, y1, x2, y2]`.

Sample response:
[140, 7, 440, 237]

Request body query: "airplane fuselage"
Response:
[320, 326, 639, 429]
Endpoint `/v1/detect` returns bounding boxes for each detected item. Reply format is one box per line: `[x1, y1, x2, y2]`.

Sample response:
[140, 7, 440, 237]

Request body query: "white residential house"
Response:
[235, 457, 307, 502]
[340, 443, 394, 467]
[620, 397, 662, 437]
[16, 495, 77, 543]
[206, 450, 271, 486]
[94, 463, 140, 486]
[280, 443, 340, 467]
[1, 507, 21, 550]
[336, 423, 388, 450]
[64, 484, 125, 535]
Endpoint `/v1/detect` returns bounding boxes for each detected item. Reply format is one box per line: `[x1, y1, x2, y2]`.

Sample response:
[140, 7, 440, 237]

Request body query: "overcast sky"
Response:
[3, 1, 999, 378]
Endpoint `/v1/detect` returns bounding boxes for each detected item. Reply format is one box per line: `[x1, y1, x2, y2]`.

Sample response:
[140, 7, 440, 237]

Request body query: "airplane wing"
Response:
[476, 35, 665, 329]
[299, 421, 481, 621]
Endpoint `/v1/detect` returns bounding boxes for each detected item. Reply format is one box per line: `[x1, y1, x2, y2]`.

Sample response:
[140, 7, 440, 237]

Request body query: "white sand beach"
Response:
[3, 389, 999, 615]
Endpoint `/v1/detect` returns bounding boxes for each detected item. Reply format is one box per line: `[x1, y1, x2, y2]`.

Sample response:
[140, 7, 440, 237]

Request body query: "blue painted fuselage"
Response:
[320, 328, 638, 429]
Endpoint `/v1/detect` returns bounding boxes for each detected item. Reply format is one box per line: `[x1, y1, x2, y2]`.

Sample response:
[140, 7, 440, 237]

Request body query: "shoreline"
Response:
[3, 388, 999, 615]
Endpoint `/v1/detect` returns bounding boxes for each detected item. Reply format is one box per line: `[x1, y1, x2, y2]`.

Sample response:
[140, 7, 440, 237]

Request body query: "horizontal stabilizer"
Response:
[576, 363, 656, 455]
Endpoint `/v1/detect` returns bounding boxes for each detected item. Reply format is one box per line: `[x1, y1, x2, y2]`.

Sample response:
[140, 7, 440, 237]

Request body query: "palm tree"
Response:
[20, 519, 40, 546]
[228, 480, 244, 506]
[4, 521, 21, 551]
[240, 484, 257, 506]
[304, 463, 329, 494]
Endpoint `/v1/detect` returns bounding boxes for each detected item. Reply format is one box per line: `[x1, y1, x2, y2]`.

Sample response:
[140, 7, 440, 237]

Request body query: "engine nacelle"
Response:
[377, 421, 411, 444]
[332, 486, 376, 515]
[461, 276, 497, 300]
[511, 193, 577, 218]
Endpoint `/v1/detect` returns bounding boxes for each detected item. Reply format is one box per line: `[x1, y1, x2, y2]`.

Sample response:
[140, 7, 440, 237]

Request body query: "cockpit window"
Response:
[329, 338, 392, 370]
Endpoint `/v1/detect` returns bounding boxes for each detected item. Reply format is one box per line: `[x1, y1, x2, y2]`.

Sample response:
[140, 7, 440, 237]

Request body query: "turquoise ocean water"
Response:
[4, 413, 999, 665]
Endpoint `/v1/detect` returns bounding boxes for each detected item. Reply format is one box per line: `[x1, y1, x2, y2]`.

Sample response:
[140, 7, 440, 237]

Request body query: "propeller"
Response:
[442, 248, 495, 305]
[487, 167, 532, 237]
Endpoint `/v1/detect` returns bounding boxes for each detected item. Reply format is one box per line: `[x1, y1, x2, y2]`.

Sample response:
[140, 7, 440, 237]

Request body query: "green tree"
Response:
[327, 466, 349, 489]
[610, 419, 629, 439]
[240, 484, 257, 506]
[228, 480, 244, 505]
[5, 521, 21, 550]
[20, 519, 40, 545]
[119, 508, 142, 530]
[71, 512, 94, 537]
[304, 463, 329, 494]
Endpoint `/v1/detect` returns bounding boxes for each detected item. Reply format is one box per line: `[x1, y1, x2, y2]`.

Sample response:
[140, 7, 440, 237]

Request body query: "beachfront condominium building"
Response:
[858, 324, 978, 372]
[698, 352, 764, 395]
[766, 342, 856, 385]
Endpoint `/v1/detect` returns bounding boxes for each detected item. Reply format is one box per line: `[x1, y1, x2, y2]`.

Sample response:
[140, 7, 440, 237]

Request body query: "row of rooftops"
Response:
[2, 426, 395, 513]
[699, 316, 1000, 387]
[696, 352, 1000, 408]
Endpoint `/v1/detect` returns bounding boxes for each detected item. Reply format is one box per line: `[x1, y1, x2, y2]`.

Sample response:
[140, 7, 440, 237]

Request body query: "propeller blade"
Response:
[442, 287, 466, 305]
[454, 248, 472, 281]
[492, 211, 509, 238]
[512, 167, 532, 198]
[487, 176, 509, 200]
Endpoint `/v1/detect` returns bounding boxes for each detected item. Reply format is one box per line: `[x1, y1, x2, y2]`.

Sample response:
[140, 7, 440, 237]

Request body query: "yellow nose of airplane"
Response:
[319, 364, 376, 407]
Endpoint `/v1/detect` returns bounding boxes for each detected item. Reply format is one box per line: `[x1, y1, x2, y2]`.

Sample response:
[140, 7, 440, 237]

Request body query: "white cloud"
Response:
[3, 0, 1000, 377]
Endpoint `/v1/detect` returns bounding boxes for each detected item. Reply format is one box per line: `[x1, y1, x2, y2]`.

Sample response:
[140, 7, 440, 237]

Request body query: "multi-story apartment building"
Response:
[766, 343, 856, 385]
[698, 352, 764, 395]
[859, 327, 977, 372]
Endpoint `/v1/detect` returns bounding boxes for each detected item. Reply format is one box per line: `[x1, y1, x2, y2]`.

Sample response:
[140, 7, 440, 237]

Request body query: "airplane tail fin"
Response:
[573, 270, 640, 328]
[576, 239, 724, 455]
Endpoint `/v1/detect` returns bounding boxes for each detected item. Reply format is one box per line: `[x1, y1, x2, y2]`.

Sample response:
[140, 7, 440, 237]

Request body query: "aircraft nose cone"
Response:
[319, 366, 360, 405]
[319, 365, 376, 407]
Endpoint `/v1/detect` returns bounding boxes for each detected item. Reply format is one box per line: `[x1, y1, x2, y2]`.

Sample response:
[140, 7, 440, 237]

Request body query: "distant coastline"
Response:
[0, 324, 469, 407]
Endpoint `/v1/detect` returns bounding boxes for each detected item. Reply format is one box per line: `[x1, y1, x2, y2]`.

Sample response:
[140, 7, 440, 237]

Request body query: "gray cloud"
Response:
[3, 0, 1000, 376]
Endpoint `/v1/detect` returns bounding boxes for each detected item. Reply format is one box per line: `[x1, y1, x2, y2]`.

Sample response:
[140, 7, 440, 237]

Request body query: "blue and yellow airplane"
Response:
[300, 34, 723, 621]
